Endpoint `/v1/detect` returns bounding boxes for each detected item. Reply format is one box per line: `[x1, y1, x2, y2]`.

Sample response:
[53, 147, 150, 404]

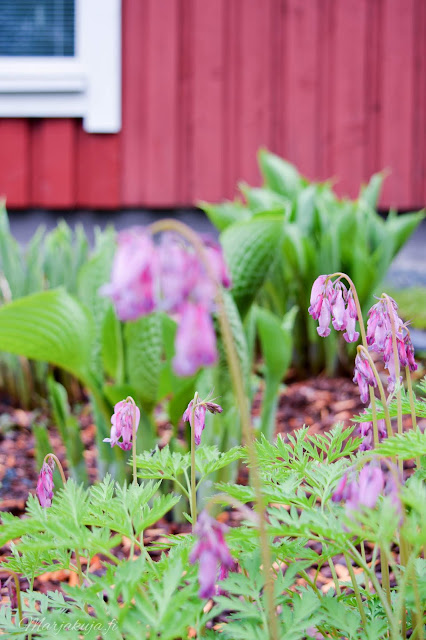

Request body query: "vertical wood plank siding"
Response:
[0, 0, 424, 210]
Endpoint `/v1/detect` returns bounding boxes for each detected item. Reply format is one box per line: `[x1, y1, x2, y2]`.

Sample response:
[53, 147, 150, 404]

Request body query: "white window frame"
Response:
[0, 0, 121, 133]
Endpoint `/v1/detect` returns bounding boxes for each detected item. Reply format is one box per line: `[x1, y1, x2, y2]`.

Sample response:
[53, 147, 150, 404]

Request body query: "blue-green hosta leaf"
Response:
[384, 209, 425, 256]
[124, 312, 163, 409]
[199, 199, 252, 231]
[78, 241, 115, 380]
[221, 215, 284, 316]
[359, 170, 387, 209]
[239, 182, 291, 213]
[258, 149, 304, 199]
[0, 289, 94, 383]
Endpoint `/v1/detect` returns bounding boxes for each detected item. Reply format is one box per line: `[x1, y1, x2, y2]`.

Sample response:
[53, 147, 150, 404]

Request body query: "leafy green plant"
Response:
[0, 263, 425, 639]
[200, 151, 425, 375]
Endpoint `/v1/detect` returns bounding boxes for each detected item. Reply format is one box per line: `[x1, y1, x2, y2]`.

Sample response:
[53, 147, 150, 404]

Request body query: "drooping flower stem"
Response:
[405, 365, 421, 469]
[357, 346, 393, 439]
[147, 219, 278, 640]
[343, 552, 367, 627]
[5, 570, 23, 625]
[44, 453, 67, 486]
[329, 273, 381, 444]
[125, 396, 138, 486]
[383, 294, 403, 470]
[328, 273, 367, 345]
[190, 392, 199, 527]
[44, 453, 87, 610]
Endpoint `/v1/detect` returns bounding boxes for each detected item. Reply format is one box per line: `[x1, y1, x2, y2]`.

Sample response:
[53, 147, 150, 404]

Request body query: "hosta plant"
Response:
[200, 150, 425, 375]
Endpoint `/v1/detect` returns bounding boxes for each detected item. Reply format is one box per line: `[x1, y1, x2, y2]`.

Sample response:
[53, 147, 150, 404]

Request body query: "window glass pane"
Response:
[0, 0, 75, 56]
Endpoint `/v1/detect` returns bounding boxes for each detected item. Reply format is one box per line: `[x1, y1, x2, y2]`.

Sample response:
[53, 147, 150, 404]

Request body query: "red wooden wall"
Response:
[0, 0, 425, 211]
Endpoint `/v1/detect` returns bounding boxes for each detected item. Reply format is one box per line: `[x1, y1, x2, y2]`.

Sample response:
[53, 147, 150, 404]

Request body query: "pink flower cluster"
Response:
[332, 463, 400, 519]
[36, 461, 54, 508]
[190, 511, 234, 599]
[367, 296, 417, 393]
[101, 230, 231, 377]
[353, 351, 377, 404]
[309, 276, 359, 342]
[183, 397, 223, 445]
[309, 276, 418, 405]
[358, 417, 387, 451]
[104, 399, 140, 451]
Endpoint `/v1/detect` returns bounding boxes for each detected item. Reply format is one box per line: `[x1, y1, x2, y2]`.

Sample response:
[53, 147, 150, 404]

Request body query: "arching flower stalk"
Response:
[35, 453, 86, 599]
[183, 391, 223, 527]
[309, 273, 418, 449]
[103, 219, 278, 640]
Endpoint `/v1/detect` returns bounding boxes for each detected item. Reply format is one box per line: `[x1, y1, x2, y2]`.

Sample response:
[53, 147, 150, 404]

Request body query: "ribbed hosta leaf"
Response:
[221, 215, 283, 316]
[124, 312, 163, 408]
[0, 289, 93, 382]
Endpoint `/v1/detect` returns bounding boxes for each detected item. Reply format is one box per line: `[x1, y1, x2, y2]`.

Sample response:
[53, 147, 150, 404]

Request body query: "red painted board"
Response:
[30, 119, 76, 208]
[413, 0, 426, 206]
[222, 0, 240, 199]
[121, 0, 149, 206]
[286, 0, 319, 180]
[269, 0, 286, 159]
[0, 119, 30, 208]
[76, 127, 120, 209]
[316, 0, 334, 181]
[364, 0, 381, 182]
[190, 0, 226, 203]
[237, 0, 272, 189]
[176, 0, 193, 204]
[144, 0, 179, 207]
[331, 0, 367, 199]
[380, 0, 415, 209]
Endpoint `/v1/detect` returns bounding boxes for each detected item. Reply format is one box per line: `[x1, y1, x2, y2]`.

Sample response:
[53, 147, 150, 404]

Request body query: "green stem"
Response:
[327, 557, 342, 597]
[357, 346, 393, 438]
[190, 392, 198, 529]
[343, 552, 367, 627]
[383, 294, 403, 472]
[369, 387, 379, 447]
[360, 541, 370, 595]
[406, 366, 421, 468]
[347, 542, 397, 638]
[125, 396, 138, 486]
[147, 219, 278, 640]
[45, 453, 88, 612]
[6, 571, 23, 626]
[329, 272, 367, 347]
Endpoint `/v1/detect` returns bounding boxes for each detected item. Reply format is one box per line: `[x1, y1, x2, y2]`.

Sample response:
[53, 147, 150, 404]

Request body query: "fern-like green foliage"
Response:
[353, 379, 426, 424]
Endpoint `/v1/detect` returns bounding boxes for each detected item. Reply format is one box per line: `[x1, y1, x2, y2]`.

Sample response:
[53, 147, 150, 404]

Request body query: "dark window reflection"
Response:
[0, 0, 75, 56]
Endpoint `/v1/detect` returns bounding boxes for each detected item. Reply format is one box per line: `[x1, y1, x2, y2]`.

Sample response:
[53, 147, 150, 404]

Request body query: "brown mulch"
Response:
[0, 374, 424, 598]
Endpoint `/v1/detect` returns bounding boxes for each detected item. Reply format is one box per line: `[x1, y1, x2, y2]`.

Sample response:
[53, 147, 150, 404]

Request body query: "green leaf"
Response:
[0, 202, 25, 298]
[239, 183, 290, 213]
[221, 215, 284, 316]
[359, 170, 387, 209]
[258, 149, 303, 199]
[124, 312, 163, 409]
[375, 428, 426, 459]
[77, 241, 115, 380]
[101, 305, 124, 381]
[0, 289, 93, 383]
[255, 306, 293, 439]
[385, 209, 425, 256]
[199, 199, 251, 231]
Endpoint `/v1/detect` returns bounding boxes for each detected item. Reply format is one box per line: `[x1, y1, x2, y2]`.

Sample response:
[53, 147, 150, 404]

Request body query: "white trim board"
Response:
[0, 0, 121, 133]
